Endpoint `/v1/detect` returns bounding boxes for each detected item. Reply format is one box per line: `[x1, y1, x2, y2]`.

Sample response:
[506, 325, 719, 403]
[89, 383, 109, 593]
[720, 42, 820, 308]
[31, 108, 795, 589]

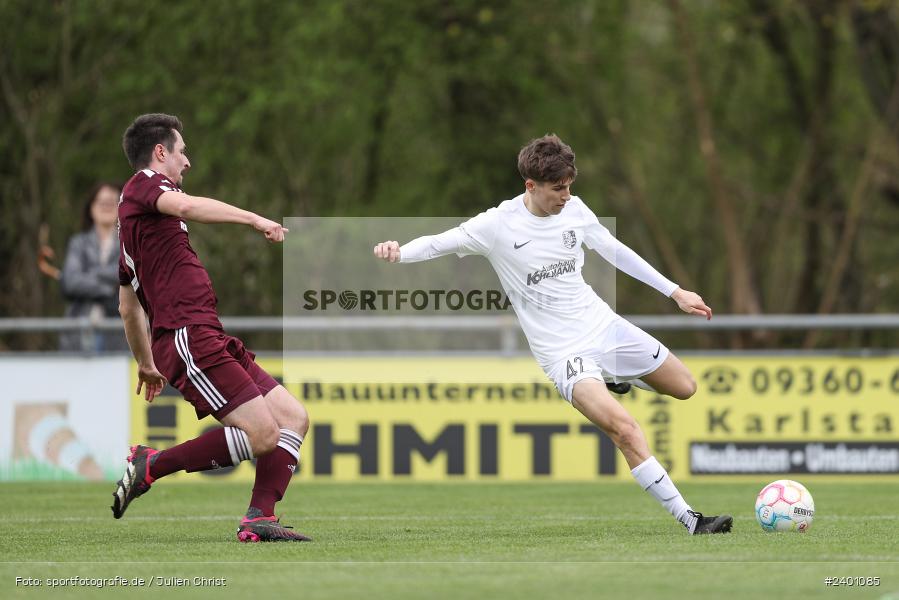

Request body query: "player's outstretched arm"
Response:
[373, 226, 483, 264]
[118, 285, 168, 402]
[671, 287, 713, 320]
[156, 191, 288, 242]
[373, 240, 401, 262]
[587, 225, 709, 319]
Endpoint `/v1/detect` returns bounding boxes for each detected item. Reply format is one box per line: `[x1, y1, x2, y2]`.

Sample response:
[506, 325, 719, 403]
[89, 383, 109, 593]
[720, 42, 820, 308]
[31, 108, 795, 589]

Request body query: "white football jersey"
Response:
[399, 194, 677, 367]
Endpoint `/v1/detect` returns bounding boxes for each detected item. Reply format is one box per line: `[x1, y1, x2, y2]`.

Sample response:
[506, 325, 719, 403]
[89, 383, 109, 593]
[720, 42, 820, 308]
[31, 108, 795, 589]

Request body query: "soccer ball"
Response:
[755, 479, 815, 532]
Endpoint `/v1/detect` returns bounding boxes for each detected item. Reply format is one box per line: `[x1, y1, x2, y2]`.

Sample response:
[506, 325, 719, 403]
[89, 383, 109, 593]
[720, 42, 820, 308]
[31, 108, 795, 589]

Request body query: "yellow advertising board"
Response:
[129, 355, 899, 482]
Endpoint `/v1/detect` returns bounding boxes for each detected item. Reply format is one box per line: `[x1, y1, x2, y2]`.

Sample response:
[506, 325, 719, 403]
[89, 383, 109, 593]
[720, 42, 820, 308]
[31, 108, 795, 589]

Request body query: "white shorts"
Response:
[544, 317, 669, 403]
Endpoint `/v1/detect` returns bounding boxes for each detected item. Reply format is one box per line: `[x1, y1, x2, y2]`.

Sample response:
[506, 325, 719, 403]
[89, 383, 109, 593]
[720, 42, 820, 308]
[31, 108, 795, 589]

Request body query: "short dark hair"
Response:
[122, 113, 183, 169]
[81, 182, 122, 231]
[517, 134, 577, 183]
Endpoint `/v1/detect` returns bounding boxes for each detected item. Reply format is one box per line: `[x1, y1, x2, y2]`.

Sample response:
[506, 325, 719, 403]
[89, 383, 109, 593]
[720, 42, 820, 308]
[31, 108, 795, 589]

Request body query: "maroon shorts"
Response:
[152, 324, 279, 420]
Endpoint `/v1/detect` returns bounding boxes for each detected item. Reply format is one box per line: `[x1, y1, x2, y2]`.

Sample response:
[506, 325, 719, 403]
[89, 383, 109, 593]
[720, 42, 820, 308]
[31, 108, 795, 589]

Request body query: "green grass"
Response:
[3, 481, 898, 599]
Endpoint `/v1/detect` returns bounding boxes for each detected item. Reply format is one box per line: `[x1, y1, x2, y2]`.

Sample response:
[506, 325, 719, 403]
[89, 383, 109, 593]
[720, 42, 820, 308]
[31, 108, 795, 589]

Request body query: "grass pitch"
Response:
[3, 481, 898, 599]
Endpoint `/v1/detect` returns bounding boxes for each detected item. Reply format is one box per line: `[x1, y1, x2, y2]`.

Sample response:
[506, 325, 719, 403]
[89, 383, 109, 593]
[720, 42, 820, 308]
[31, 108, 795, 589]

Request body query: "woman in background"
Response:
[60, 182, 128, 352]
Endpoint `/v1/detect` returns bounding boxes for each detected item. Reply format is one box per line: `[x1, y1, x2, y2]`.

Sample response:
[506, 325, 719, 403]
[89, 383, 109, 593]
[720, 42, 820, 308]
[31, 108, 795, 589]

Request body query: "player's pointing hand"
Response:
[373, 240, 401, 263]
[671, 288, 712, 320]
[253, 216, 288, 243]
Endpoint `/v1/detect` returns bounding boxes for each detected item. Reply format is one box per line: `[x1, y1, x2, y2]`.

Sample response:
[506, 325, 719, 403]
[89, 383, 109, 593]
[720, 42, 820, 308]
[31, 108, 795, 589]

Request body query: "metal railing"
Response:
[1, 314, 895, 354]
[2, 313, 897, 333]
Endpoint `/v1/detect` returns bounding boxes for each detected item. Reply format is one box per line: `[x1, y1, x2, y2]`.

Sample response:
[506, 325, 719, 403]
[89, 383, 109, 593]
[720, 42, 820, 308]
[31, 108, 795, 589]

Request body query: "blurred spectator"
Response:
[59, 183, 128, 352]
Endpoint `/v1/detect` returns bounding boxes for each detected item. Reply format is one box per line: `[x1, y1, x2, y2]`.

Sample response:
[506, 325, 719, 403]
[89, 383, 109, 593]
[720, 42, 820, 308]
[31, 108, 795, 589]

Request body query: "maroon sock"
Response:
[150, 427, 248, 479]
[249, 447, 298, 517]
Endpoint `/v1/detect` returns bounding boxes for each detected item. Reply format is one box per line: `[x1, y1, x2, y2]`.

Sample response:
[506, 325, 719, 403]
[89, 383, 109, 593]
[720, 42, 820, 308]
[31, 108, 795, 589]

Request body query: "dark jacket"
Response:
[59, 229, 127, 351]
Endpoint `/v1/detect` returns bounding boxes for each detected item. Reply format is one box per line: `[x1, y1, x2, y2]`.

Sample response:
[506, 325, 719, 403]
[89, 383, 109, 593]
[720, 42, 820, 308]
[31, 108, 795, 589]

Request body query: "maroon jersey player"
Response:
[112, 113, 310, 542]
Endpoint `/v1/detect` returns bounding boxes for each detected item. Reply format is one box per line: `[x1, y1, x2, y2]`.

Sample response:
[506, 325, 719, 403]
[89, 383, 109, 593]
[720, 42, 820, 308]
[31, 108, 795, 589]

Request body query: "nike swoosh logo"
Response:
[513, 241, 531, 249]
[654, 475, 665, 484]
[652, 346, 661, 359]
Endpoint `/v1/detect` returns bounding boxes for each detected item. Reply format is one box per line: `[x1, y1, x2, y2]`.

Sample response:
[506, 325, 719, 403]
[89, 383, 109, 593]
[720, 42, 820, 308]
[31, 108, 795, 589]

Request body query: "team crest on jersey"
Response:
[562, 230, 577, 249]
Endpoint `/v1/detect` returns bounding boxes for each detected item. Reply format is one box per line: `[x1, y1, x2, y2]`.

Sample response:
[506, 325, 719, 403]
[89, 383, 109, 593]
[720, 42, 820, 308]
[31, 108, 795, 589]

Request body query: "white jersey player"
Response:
[373, 134, 732, 535]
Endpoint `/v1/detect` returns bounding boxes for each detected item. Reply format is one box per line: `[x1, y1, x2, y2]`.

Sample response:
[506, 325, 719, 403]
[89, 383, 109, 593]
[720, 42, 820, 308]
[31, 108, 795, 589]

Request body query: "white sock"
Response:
[631, 455, 696, 532]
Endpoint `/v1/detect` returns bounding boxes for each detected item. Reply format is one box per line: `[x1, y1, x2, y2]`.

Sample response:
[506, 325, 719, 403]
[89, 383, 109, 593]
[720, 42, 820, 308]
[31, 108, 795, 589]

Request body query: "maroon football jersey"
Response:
[118, 169, 222, 337]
